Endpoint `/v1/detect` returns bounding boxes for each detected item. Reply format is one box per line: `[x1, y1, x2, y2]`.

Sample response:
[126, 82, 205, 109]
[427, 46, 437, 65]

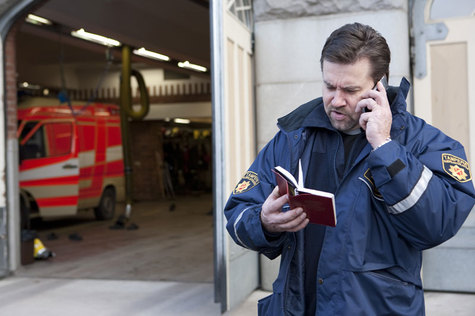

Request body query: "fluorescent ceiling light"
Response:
[20, 82, 41, 89]
[133, 47, 170, 61]
[26, 14, 52, 26]
[177, 61, 207, 72]
[71, 28, 121, 47]
[174, 118, 191, 124]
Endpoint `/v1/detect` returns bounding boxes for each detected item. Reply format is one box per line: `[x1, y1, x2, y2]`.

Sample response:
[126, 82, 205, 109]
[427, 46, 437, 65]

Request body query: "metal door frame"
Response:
[210, 0, 228, 312]
[0, 0, 43, 277]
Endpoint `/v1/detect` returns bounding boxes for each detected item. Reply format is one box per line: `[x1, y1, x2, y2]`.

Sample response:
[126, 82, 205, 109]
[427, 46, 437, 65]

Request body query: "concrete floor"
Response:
[0, 277, 220, 316]
[227, 290, 475, 315]
[4, 193, 475, 315]
[4, 193, 222, 315]
[17, 194, 214, 282]
[1, 277, 475, 315]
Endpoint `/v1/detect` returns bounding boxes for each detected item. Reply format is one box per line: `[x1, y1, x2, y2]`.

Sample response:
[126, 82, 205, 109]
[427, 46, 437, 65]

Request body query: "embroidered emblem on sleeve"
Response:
[442, 153, 472, 182]
[233, 171, 259, 194]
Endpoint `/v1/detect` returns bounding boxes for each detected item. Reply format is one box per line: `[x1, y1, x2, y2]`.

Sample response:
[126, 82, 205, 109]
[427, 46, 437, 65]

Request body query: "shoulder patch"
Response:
[233, 171, 259, 194]
[442, 153, 472, 182]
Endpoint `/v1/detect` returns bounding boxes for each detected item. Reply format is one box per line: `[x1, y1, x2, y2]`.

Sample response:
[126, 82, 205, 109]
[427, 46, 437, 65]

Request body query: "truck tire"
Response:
[94, 187, 116, 220]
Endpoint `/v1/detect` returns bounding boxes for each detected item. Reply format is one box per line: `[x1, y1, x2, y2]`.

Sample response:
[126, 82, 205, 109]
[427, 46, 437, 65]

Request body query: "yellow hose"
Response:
[119, 45, 150, 210]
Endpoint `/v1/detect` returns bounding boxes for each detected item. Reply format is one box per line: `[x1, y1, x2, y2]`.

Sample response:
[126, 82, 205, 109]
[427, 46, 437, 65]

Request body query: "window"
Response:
[20, 121, 45, 160]
[45, 122, 73, 156]
[20, 121, 73, 160]
[227, 0, 253, 29]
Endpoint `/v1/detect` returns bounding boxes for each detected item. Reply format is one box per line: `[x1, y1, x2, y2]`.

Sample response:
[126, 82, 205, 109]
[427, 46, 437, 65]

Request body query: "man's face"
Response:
[322, 58, 374, 133]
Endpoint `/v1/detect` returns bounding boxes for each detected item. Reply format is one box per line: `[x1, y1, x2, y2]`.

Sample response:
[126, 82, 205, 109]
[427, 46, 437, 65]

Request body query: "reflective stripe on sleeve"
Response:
[234, 206, 253, 248]
[388, 165, 433, 214]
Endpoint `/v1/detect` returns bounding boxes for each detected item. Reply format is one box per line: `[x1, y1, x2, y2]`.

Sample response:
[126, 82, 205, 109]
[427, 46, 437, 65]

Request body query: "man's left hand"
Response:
[357, 81, 392, 148]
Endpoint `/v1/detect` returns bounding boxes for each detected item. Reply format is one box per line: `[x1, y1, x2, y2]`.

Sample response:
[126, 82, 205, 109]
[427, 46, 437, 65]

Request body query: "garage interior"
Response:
[14, 0, 214, 284]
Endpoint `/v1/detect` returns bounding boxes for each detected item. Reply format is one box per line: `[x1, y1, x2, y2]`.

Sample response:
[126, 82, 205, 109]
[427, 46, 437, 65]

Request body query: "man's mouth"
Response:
[331, 110, 346, 121]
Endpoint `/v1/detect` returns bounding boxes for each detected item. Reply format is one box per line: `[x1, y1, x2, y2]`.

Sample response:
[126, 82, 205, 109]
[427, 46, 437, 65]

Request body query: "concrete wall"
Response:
[253, 0, 411, 290]
[254, 1, 410, 149]
[254, 0, 406, 21]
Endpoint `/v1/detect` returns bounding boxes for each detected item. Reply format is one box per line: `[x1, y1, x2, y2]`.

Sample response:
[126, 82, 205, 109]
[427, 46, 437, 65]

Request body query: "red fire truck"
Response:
[17, 97, 125, 226]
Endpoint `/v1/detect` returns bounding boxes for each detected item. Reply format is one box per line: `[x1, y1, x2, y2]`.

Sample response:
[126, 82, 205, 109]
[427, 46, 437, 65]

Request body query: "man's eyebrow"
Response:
[343, 85, 361, 91]
[323, 80, 361, 90]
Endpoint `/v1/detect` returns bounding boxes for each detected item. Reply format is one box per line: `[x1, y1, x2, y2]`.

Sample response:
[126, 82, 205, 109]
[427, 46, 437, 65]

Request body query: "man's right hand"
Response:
[260, 186, 309, 233]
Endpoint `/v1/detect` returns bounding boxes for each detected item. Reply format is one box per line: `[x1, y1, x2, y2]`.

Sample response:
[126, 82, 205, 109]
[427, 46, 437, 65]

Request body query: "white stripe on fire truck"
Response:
[77, 196, 101, 209]
[19, 158, 79, 181]
[78, 150, 95, 168]
[79, 179, 93, 189]
[106, 145, 123, 163]
[22, 184, 78, 199]
[78, 146, 122, 167]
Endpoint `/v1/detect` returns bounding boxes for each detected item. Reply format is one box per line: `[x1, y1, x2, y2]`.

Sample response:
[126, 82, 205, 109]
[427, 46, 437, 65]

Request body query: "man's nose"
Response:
[331, 90, 345, 107]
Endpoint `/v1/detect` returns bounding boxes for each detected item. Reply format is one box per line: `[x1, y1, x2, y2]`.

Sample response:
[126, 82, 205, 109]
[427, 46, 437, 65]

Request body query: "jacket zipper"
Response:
[312, 130, 343, 314]
[287, 129, 305, 175]
[282, 233, 296, 314]
[282, 130, 303, 314]
[287, 133, 294, 174]
[333, 132, 342, 187]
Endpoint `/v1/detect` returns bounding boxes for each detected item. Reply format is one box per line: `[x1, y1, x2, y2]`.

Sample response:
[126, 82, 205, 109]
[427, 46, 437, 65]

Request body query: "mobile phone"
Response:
[377, 75, 388, 90]
[363, 75, 388, 112]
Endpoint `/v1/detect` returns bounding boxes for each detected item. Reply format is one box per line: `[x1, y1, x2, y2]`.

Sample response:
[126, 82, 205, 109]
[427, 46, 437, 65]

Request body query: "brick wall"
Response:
[130, 121, 165, 201]
[5, 24, 18, 140]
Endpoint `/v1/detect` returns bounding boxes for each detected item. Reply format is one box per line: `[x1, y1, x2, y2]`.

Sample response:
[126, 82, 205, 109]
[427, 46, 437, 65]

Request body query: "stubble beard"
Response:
[326, 108, 360, 133]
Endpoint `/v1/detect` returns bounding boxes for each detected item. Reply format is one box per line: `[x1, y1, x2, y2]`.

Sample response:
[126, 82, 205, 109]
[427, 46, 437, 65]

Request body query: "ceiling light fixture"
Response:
[71, 28, 121, 47]
[174, 118, 191, 124]
[25, 14, 52, 26]
[20, 82, 41, 89]
[133, 47, 170, 62]
[177, 61, 207, 72]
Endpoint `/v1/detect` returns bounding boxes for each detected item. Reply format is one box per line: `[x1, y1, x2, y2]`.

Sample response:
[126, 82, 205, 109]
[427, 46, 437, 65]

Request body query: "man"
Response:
[224, 23, 475, 315]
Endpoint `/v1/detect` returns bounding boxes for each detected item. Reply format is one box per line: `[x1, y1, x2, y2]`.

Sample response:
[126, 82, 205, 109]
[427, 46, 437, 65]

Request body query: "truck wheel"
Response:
[94, 187, 116, 220]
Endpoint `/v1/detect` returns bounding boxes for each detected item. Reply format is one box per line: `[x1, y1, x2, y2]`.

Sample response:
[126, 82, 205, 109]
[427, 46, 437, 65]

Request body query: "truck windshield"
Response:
[20, 121, 45, 160]
[19, 121, 73, 160]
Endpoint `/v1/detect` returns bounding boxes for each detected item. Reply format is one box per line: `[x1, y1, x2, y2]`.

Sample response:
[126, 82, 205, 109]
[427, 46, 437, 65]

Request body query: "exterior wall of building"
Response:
[254, 0, 407, 21]
[4, 20, 20, 273]
[253, 0, 411, 290]
[254, 0, 410, 150]
[0, 0, 40, 276]
[411, 5, 475, 292]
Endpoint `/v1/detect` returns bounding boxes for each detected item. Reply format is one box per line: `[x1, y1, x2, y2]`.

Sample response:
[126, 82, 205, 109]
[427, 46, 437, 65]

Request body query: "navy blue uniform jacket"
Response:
[224, 78, 475, 315]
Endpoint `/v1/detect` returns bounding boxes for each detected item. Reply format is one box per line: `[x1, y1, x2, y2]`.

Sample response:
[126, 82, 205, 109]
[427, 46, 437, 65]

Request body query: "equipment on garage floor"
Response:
[34, 238, 55, 260]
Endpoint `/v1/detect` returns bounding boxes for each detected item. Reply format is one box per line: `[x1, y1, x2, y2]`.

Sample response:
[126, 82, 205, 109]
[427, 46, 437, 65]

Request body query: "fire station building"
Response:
[0, 0, 473, 312]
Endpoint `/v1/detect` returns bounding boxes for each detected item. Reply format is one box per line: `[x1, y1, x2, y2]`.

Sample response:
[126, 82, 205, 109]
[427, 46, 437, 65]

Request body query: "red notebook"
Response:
[272, 164, 337, 227]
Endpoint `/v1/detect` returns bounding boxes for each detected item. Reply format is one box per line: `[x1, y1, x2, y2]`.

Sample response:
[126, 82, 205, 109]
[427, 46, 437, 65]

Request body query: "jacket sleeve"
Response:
[367, 121, 475, 250]
[224, 133, 289, 259]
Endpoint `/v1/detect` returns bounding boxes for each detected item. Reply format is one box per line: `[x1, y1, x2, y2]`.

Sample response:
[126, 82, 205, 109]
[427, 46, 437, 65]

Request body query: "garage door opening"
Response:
[12, 0, 214, 284]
